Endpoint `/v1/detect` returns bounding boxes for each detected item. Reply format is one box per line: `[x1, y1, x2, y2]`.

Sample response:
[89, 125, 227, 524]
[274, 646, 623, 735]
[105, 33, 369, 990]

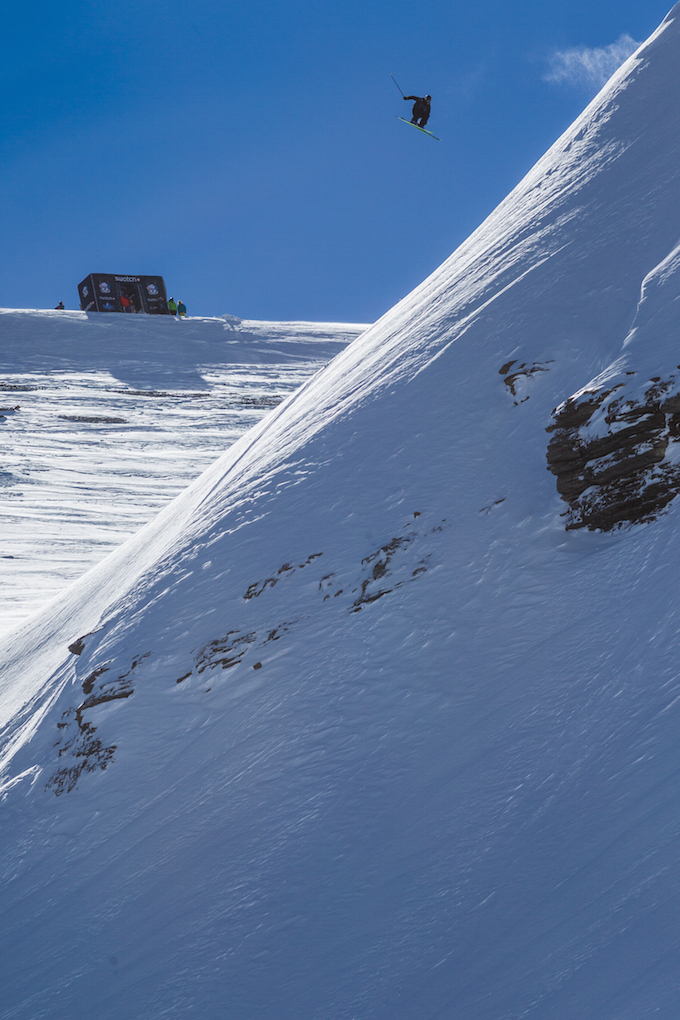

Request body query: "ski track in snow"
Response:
[0, 312, 366, 634]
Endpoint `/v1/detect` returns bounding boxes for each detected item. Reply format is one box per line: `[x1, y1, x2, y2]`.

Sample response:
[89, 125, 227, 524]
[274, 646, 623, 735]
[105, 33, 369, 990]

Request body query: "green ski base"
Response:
[396, 116, 440, 140]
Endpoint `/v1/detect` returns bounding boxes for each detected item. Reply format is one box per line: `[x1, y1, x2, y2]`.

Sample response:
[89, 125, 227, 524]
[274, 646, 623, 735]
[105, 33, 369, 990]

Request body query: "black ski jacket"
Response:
[404, 95, 431, 116]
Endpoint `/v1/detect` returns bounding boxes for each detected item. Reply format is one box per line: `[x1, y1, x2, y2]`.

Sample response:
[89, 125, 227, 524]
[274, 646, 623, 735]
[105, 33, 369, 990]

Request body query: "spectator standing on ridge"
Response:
[54, 301, 65, 310]
[404, 94, 431, 128]
[177, 300, 186, 318]
[167, 297, 177, 315]
[120, 294, 132, 313]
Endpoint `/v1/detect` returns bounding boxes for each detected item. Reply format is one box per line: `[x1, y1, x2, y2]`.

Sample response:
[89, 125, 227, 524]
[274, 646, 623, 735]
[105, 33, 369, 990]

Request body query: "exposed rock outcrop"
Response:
[547, 371, 680, 530]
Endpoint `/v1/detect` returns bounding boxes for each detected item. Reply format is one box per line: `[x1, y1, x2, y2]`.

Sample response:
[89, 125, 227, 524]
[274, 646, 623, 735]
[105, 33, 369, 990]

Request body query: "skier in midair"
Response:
[404, 94, 431, 128]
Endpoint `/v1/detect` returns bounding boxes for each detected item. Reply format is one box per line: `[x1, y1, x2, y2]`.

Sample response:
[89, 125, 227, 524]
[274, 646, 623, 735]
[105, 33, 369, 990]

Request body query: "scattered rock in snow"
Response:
[46, 707, 118, 796]
[82, 665, 109, 695]
[499, 360, 553, 405]
[349, 520, 445, 611]
[243, 553, 323, 600]
[50, 522, 446, 793]
[47, 654, 149, 794]
[195, 630, 257, 673]
[480, 498, 506, 515]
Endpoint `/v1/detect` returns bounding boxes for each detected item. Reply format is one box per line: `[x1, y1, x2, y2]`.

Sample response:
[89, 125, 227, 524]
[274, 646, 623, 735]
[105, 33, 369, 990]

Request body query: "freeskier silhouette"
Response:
[404, 94, 431, 128]
[390, 74, 440, 140]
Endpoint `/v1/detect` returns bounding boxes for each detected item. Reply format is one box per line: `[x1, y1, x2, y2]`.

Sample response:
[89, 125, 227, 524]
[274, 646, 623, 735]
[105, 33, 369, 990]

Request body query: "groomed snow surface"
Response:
[5, 4, 680, 1018]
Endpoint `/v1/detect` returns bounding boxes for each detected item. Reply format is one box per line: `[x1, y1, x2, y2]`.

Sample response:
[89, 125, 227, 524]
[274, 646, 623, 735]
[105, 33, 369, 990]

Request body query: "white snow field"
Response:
[0, 311, 365, 633]
[5, 5, 680, 1018]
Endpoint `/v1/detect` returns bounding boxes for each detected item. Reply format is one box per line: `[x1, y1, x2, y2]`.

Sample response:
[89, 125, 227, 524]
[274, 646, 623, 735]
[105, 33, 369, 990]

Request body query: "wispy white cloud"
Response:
[544, 34, 640, 91]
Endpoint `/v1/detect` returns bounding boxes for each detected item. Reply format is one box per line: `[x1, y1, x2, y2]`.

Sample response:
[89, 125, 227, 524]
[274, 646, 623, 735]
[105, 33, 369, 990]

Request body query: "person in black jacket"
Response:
[404, 94, 431, 127]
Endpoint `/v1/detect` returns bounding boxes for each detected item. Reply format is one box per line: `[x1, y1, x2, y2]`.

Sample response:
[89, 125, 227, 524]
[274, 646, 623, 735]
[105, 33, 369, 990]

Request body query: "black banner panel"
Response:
[78, 274, 170, 314]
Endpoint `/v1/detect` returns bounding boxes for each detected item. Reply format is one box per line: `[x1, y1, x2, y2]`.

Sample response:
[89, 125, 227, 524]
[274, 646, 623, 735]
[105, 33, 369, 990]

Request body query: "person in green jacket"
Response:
[177, 300, 186, 318]
[167, 297, 178, 315]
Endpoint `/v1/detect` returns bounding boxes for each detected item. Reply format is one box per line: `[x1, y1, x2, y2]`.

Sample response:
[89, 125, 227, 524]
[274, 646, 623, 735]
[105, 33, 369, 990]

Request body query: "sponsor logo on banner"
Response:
[78, 273, 168, 313]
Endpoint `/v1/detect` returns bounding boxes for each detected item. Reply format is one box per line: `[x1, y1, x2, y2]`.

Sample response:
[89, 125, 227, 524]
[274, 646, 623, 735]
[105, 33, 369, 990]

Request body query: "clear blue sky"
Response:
[0, 0, 672, 321]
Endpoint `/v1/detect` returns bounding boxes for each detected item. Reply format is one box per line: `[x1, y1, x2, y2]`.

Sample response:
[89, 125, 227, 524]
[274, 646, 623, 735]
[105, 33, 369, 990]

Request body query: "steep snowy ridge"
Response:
[0, 310, 365, 636]
[4, 5, 680, 1019]
[0, 311, 366, 733]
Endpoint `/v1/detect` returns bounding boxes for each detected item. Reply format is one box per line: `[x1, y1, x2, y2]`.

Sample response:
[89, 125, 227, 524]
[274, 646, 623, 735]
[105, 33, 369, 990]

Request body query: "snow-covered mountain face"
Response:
[0, 310, 364, 632]
[5, 7, 680, 1019]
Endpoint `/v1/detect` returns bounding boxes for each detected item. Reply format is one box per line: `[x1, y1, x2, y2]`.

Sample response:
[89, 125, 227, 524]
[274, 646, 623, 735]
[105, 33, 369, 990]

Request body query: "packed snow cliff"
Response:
[4, 5, 680, 1019]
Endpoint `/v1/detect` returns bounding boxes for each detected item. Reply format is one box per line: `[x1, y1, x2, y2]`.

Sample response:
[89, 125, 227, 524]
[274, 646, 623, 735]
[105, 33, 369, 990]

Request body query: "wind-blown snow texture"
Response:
[4, 7, 680, 1018]
[0, 310, 364, 632]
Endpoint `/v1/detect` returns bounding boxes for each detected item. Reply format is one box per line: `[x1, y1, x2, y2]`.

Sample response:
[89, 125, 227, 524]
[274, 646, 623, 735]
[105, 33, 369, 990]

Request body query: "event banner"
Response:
[78, 274, 170, 314]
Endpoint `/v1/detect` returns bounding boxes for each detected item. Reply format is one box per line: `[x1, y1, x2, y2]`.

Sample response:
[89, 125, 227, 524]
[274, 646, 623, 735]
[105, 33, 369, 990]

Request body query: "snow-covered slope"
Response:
[4, 7, 680, 1018]
[0, 310, 365, 632]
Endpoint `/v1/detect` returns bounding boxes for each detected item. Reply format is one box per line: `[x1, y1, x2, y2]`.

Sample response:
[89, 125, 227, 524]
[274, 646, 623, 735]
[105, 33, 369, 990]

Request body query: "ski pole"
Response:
[390, 72, 405, 97]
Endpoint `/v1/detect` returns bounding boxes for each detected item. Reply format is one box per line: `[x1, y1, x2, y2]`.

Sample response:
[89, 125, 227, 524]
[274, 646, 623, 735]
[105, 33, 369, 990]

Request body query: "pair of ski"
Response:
[396, 116, 440, 141]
